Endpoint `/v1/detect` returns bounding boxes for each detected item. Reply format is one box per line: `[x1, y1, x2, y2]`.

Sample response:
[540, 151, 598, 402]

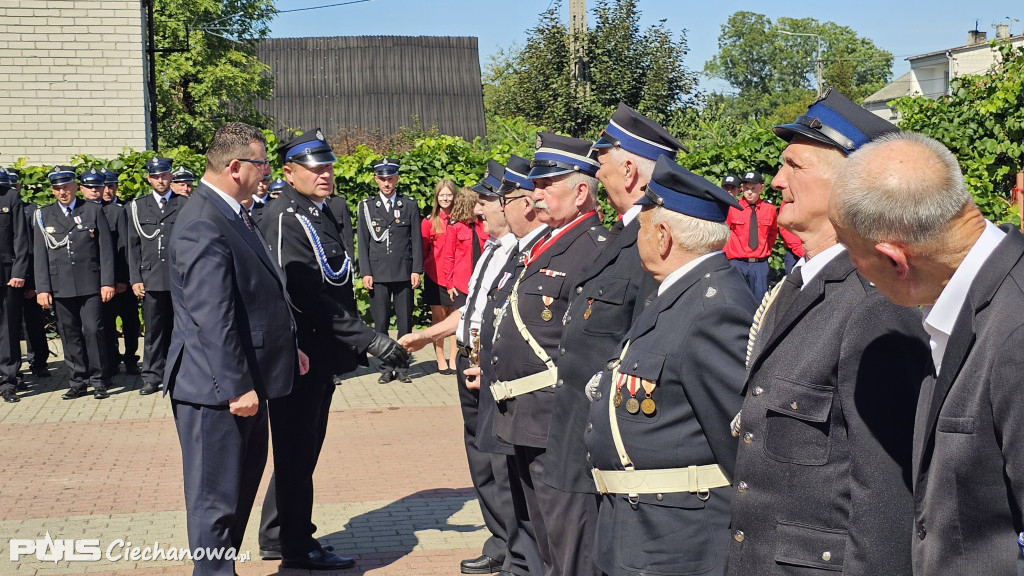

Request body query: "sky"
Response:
[268, 0, 1023, 93]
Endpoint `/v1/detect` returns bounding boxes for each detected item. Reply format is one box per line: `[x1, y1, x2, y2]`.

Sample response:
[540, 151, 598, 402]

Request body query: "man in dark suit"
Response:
[101, 169, 140, 374]
[165, 122, 306, 576]
[724, 89, 932, 576]
[256, 129, 408, 569]
[19, 177, 51, 379]
[128, 157, 184, 395]
[830, 132, 1024, 576]
[34, 166, 115, 399]
[491, 133, 608, 576]
[80, 169, 130, 382]
[585, 156, 754, 576]
[542, 104, 679, 573]
[356, 157, 421, 383]
[0, 168, 29, 403]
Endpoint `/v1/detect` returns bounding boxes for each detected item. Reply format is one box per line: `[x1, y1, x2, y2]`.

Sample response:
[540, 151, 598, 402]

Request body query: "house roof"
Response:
[863, 71, 914, 105]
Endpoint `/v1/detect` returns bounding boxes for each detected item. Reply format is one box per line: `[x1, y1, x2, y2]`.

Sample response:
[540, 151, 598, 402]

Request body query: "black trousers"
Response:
[54, 294, 108, 390]
[115, 290, 140, 363]
[368, 281, 412, 374]
[141, 290, 172, 385]
[0, 284, 23, 394]
[260, 362, 334, 557]
[23, 293, 49, 369]
[173, 399, 268, 576]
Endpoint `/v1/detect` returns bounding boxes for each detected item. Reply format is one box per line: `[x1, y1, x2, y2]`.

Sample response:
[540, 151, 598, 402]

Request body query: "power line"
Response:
[275, 0, 373, 15]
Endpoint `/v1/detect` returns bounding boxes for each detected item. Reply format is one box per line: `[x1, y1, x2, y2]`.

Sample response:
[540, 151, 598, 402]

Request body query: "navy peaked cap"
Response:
[473, 160, 505, 197]
[278, 128, 336, 167]
[269, 178, 286, 192]
[773, 87, 898, 154]
[7, 168, 19, 184]
[0, 167, 10, 188]
[499, 154, 535, 194]
[79, 168, 106, 188]
[145, 157, 172, 175]
[47, 165, 77, 186]
[374, 157, 400, 176]
[592, 103, 687, 159]
[101, 169, 120, 184]
[636, 156, 740, 222]
[171, 166, 196, 182]
[529, 132, 600, 179]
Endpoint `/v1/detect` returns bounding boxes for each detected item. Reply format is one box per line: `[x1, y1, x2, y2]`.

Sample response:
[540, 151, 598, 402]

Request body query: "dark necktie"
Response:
[747, 201, 759, 250]
[239, 207, 258, 236]
[384, 198, 392, 214]
[765, 266, 803, 336]
[463, 243, 498, 343]
[158, 196, 166, 211]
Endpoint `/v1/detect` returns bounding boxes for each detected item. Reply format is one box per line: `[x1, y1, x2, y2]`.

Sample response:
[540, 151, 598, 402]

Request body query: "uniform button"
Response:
[743, 432, 754, 444]
[733, 530, 745, 543]
[595, 392, 602, 401]
[704, 273, 711, 278]
[565, 316, 571, 323]
[737, 481, 748, 493]
[598, 288, 604, 295]
[821, 551, 832, 562]
[556, 379, 564, 388]
[752, 386, 764, 396]
[491, 356, 498, 365]
[560, 347, 566, 355]
[576, 286, 583, 294]
[585, 452, 591, 461]
[632, 362, 638, 370]
[585, 423, 593, 433]
[537, 285, 542, 290]
[655, 494, 663, 501]
[790, 401, 798, 410]
[917, 526, 926, 540]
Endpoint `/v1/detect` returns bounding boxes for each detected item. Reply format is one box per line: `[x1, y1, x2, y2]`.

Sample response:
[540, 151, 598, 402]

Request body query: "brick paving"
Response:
[0, 338, 487, 576]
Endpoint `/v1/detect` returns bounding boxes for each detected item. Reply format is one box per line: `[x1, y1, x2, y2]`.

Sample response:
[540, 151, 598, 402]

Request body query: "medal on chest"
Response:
[541, 296, 554, 321]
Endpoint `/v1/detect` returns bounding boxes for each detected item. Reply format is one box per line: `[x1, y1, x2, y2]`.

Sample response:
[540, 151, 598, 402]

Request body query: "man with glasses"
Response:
[356, 157, 421, 383]
[34, 166, 115, 400]
[543, 104, 682, 576]
[255, 129, 409, 569]
[127, 157, 184, 395]
[724, 170, 777, 302]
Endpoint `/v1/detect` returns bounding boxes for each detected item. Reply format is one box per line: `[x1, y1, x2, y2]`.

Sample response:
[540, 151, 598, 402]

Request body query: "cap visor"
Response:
[472, 183, 501, 197]
[293, 152, 337, 167]
[590, 135, 616, 150]
[773, 123, 841, 150]
[375, 168, 399, 176]
[528, 165, 574, 179]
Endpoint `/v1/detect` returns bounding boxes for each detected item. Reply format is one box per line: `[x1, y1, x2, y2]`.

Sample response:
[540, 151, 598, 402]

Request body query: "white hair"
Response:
[562, 171, 600, 203]
[648, 206, 729, 255]
[831, 131, 972, 244]
[606, 146, 656, 182]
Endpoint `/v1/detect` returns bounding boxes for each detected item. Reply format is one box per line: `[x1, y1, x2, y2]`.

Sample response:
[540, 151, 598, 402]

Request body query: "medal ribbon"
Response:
[524, 210, 596, 266]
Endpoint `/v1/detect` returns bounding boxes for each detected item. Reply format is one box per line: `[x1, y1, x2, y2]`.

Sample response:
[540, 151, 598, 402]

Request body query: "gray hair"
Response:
[606, 146, 656, 182]
[562, 171, 600, 203]
[831, 132, 971, 244]
[648, 206, 730, 255]
[206, 122, 267, 173]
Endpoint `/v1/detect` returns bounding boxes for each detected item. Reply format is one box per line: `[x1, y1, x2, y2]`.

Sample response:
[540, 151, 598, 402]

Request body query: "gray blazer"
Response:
[725, 251, 931, 576]
[911, 225, 1024, 576]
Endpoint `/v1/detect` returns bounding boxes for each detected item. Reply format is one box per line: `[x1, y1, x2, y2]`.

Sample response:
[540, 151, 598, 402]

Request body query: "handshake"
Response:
[366, 333, 411, 372]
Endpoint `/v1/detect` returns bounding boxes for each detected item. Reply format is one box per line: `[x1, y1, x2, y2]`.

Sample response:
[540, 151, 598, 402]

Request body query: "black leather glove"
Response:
[366, 333, 411, 371]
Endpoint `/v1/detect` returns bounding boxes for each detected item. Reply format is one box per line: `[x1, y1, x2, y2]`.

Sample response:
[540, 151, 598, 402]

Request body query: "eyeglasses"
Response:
[230, 158, 270, 167]
[500, 194, 530, 207]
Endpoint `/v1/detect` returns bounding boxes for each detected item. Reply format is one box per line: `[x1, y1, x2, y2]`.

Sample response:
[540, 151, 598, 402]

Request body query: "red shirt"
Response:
[421, 217, 449, 284]
[724, 199, 778, 260]
[778, 202, 805, 258]
[442, 220, 489, 293]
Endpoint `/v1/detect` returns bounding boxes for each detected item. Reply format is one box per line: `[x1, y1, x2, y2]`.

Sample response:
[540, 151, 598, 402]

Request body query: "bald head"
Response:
[830, 132, 973, 246]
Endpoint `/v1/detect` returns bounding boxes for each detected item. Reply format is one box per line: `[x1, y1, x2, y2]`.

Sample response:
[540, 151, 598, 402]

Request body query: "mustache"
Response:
[533, 200, 549, 211]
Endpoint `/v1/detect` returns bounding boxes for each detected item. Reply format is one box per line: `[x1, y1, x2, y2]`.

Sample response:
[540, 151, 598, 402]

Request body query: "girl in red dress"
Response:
[422, 180, 458, 374]
[442, 186, 489, 309]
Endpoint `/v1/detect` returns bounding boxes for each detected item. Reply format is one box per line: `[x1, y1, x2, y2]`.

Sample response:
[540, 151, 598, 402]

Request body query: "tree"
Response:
[485, 0, 699, 138]
[153, 0, 275, 150]
[891, 41, 1024, 225]
[704, 12, 893, 123]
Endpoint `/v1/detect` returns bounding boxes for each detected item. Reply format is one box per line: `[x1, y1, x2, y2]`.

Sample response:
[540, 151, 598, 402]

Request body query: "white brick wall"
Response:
[0, 1, 148, 165]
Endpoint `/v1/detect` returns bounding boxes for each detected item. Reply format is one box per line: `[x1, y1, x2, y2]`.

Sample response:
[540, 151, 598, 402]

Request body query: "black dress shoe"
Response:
[62, 388, 87, 400]
[377, 372, 395, 384]
[280, 547, 355, 570]
[15, 379, 28, 391]
[31, 366, 49, 378]
[93, 386, 110, 400]
[138, 382, 161, 395]
[258, 546, 282, 560]
[460, 554, 501, 574]
[397, 373, 413, 383]
[1, 390, 19, 403]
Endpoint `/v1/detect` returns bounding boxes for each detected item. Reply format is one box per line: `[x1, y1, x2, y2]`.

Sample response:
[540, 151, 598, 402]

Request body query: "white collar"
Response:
[201, 178, 242, 214]
[518, 226, 548, 251]
[793, 243, 846, 289]
[61, 199, 77, 213]
[658, 251, 721, 296]
[151, 190, 172, 204]
[379, 192, 397, 206]
[621, 204, 642, 226]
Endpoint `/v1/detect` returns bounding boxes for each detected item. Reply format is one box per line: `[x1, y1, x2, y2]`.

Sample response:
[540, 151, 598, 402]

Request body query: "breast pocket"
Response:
[764, 378, 834, 465]
[581, 275, 628, 336]
[521, 275, 565, 325]
[616, 349, 666, 423]
[937, 416, 975, 434]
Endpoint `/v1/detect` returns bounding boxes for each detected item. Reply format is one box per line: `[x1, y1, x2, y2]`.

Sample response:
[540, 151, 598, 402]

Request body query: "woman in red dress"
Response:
[441, 186, 489, 310]
[421, 180, 458, 374]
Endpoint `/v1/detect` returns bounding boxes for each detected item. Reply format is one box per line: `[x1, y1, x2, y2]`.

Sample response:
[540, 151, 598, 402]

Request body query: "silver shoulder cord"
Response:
[35, 209, 69, 250]
[130, 199, 161, 241]
[361, 199, 390, 251]
[276, 211, 353, 287]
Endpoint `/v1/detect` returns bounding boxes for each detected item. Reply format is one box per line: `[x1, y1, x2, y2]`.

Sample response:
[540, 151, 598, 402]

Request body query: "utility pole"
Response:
[779, 30, 824, 98]
[569, 0, 587, 96]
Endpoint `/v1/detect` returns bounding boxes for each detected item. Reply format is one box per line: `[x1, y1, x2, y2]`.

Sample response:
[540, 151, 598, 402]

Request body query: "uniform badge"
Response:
[309, 206, 318, 216]
[1, 207, 7, 213]
[375, 200, 381, 207]
[286, 207, 295, 213]
[45, 226, 55, 233]
[597, 234, 606, 242]
[705, 286, 717, 298]
[536, 134, 543, 149]
[315, 129, 325, 141]
[396, 200, 403, 208]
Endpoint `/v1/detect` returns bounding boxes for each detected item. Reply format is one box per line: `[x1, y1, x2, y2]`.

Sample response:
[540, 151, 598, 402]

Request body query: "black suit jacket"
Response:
[911, 225, 1024, 576]
[544, 217, 657, 493]
[586, 252, 754, 576]
[725, 251, 930, 576]
[492, 213, 606, 448]
[32, 199, 115, 297]
[164, 183, 296, 405]
[99, 201, 129, 284]
[127, 192, 184, 290]
[259, 185, 375, 377]
[356, 193, 423, 282]
[328, 195, 355, 261]
[0, 185, 29, 285]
